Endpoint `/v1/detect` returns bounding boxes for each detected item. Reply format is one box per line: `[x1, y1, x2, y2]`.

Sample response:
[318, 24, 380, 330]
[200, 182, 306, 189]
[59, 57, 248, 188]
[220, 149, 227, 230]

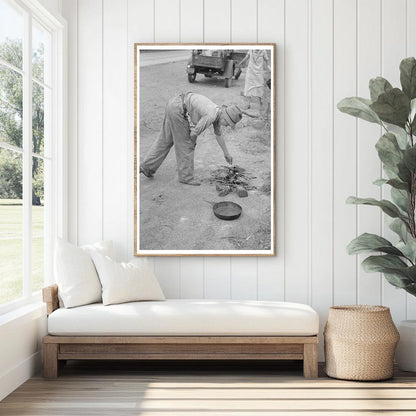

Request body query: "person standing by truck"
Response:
[139, 92, 243, 186]
[239, 49, 271, 111]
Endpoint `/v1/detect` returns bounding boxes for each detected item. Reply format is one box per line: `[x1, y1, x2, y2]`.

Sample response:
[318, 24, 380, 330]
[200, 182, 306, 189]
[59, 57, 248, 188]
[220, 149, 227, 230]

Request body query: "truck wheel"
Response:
[188, 73, 196, 83]
[224, 77, 231, 88]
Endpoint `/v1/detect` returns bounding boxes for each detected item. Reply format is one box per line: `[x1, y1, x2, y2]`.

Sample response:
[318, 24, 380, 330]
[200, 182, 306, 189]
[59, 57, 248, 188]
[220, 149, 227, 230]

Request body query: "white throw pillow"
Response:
[55, 239, 114, 308]
[90, 253, 165, 306]
[81, 240, 115, 259]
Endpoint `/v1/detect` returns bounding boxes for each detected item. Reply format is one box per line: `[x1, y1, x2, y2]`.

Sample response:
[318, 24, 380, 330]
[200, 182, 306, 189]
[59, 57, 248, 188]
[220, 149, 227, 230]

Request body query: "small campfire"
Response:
[210, 165, 256, 197]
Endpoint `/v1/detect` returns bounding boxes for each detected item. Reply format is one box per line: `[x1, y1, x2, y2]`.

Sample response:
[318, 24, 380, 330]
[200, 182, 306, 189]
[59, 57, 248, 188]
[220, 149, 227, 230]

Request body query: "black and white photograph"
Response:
[134, 44, 275, 256]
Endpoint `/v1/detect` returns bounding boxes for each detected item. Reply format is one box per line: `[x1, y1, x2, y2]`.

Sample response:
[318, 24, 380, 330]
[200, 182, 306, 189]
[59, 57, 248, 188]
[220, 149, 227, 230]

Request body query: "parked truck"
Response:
[186, 49, 247, 88]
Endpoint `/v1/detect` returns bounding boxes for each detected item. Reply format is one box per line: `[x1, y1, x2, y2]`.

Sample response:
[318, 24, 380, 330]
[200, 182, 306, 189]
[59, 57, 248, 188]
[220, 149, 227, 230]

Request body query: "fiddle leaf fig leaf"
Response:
[389, 217, 410, 241]
[362, 254, 408, 272]
[346, 196, 406, 219]
[397, 240, 416, 264]
[383, 271, 412, 288]
[384, 166, 400, 180]
[373, 178, 409, 191]
[403, 146, 416, 172]
[370, 88, 410, 128]
[369, 77, 393, 102]
[391, 187, 409, 213]
[347, 233, 403, 256]
[406, 243, 416, 263]
[397, 161, 412, 185]
[400, 57, 416, 100]
[373, 178, 388, 186]
[337, 97, 382, 125]
[375, 132, 404, 173]
[402, 265, 416, 282]
[404, 283, 416, 296]
[387, 178, 410, 191]
[410, 98, 416, 125]
[411, 99, 416, 133]
[395, 130, 410, 150]
[361, 255, 416, 287]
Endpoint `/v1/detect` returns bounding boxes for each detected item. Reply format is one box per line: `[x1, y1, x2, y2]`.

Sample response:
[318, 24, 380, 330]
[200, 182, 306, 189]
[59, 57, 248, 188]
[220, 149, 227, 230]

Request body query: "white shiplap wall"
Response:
[61, 0, 416, 356]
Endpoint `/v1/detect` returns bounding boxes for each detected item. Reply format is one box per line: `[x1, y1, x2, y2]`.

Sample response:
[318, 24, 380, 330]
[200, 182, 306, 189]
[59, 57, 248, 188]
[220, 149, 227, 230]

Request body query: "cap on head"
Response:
[222, 104, 243, 127]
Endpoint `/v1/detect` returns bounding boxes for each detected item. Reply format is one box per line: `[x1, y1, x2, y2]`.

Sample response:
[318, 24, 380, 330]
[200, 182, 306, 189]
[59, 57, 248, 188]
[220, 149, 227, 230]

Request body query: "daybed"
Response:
[42, 285, 320, 379]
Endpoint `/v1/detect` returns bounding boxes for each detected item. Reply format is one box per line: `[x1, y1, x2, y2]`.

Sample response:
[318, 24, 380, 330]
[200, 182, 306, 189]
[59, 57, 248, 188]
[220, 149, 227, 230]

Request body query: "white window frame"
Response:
[0, 0, 67, 315]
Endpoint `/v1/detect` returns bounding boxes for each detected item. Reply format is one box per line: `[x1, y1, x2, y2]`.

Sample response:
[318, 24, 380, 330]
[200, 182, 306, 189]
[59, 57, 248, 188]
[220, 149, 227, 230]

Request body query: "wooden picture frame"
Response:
[134, 44, 276, 256]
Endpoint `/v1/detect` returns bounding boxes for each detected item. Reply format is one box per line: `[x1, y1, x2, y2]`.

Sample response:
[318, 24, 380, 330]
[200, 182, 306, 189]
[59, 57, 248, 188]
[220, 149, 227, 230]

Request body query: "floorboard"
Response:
[1, 361, 416, 415]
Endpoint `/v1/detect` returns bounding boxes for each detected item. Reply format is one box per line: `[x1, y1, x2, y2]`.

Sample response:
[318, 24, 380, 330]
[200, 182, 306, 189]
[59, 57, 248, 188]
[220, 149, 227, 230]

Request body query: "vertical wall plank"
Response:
[77, 0, 103, 245]
[382, 0, 406, 89]
[333, 0, 357, 305]
[231, 258, 258, 299]
[407, 0, 416, 57]
[356, 0, 382, 305]
[127, 0, 154, 42]
[258, 257, 283, 300]
[154, 258, 181, 298]
[103, 0, 128, 260]
[180, 258, 204, 298]
[204, 0, 231, 42]
[155, 0, 180, 43]
[381, 0, 407, 322]
[231, 0, 257, 42]
[180, 0, 203, 43]
[203, 0, 232, 298]
[61, 0, 77, 245]
[284, 0, 309, 304]
[205, 258, 231, 299]
[310, 0, 333, 359]
[407, 0, 416, 319]
[127, 0, 154, 260]
[257, 0, 285, 301]
[179, 0, 205, 297]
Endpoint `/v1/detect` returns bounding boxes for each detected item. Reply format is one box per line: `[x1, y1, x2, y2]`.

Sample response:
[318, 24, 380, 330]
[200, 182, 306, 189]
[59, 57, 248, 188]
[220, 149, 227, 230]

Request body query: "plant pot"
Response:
[324, 305, 400, 381]
[395, 320, 416, 372]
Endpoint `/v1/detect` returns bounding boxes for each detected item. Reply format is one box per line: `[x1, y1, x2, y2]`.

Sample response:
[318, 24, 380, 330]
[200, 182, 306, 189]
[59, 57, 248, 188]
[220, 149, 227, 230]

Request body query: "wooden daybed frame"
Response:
[42, 285, 319, 379]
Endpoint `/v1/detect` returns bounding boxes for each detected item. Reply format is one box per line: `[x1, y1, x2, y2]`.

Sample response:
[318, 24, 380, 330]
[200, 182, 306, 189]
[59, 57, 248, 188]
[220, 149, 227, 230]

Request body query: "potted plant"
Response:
[337, 57, 416, 372]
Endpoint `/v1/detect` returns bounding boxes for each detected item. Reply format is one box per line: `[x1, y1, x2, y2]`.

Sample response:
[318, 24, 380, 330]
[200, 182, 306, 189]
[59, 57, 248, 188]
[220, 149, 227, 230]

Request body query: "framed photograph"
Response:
[134, 44, 276, 256]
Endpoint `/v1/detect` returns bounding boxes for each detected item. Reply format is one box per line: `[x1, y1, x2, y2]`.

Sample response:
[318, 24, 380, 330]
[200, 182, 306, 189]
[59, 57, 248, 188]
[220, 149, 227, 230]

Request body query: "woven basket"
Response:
[324, 305, 399, 381]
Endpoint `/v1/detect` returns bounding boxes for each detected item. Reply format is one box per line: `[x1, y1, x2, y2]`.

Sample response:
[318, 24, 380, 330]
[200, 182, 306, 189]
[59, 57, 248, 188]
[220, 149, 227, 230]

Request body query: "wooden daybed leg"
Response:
[303, 342, 318, 379]
[44, 343, 59, 379]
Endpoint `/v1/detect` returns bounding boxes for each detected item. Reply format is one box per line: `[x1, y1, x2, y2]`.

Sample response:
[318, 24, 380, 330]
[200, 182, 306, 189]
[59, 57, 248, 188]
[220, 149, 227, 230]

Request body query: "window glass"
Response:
[32, 81, 45, 156]
[0, 0, 24, 70]
[32, 20, 51, 85]
[0, 147, 23, 305]
[32, 156, 44, 293]
[0, 65, 23, 148]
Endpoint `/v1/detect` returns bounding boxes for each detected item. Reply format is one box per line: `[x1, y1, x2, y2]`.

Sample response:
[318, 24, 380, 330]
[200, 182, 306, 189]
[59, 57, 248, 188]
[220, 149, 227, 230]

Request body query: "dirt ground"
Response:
[138, 56, 273, 251]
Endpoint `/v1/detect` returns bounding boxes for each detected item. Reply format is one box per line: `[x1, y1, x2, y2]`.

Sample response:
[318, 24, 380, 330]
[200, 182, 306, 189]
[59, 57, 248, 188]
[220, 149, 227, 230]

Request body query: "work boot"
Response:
[140, 166, 154, 178]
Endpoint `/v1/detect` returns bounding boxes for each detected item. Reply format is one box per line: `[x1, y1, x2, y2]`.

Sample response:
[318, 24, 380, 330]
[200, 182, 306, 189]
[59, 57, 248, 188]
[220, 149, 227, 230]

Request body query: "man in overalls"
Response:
[139, 92, 243, 186]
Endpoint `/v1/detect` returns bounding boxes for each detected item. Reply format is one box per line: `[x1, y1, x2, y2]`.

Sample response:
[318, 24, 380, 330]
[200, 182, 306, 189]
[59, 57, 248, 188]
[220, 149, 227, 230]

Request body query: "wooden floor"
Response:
[1, 360, 416, 415]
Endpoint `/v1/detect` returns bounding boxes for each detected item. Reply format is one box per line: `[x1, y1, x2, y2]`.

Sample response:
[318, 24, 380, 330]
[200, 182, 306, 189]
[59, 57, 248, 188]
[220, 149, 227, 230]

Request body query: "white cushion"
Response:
[54, 239, 114, 308]
[47, 299, 319, 336]
[91, 253, 165, 305]
[81, 240, 115, 259]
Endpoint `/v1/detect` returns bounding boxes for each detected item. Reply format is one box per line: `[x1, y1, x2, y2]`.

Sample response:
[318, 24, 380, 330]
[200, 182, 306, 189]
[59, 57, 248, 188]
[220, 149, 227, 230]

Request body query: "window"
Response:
[0, 0, 66, 312]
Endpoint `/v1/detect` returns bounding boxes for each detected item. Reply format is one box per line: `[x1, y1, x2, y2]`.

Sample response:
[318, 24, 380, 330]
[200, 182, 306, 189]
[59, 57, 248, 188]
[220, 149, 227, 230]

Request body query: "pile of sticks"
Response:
[210, 165, 256, 197]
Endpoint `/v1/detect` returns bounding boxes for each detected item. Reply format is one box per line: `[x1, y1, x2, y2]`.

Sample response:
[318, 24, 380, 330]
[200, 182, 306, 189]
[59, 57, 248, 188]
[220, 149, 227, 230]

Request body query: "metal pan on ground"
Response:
[213, 201, 242, 221]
